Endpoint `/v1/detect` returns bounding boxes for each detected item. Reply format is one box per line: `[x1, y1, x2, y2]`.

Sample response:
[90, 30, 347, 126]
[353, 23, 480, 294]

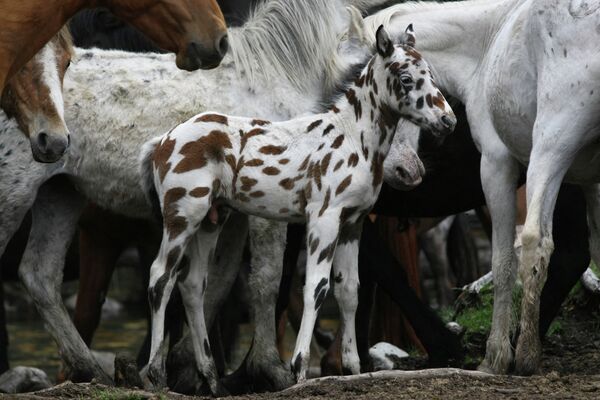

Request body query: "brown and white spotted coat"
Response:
[141, 25, 455, 392]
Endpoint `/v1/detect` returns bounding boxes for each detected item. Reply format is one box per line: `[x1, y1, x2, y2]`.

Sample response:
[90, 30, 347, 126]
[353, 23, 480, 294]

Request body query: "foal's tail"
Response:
[139, 136, 163, 223]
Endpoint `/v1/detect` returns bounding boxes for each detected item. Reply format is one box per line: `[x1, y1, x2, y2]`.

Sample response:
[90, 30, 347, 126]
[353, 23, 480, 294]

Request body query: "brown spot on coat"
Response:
[195, 113, 228, 125]
[298, 155, 310, 171]
[245, 158, 264, 167]
[321, 152, 332, 175]
[331, 134, 345, 149]
[318, 188, 331, 217]
[348, 153, 359, 167]
[370, 151, 384, 190]
[323, 124, 335, 136]
[190, 187, 210, 197]
[279, 178, 295, 190]
[279, 208, 290, 214]
[259, 145, 287, 155]
[330, 105, 340, 113]
[263, 166, 280, 175]
[173, 130, 232, 173]
[336, 175, 352, 196]
[249, 191, 265, 198]
[251, 119, 270, 126]
[307, 120, 323, 132]
[279, 158, 290, 165]
[345, 88, 362, 120]
[240, 128, 265, 151]
[334, 159, 344, 171]
[154, 136, 176, 182]
[164, 187, 187, 239]
[240, 176, 258, 192]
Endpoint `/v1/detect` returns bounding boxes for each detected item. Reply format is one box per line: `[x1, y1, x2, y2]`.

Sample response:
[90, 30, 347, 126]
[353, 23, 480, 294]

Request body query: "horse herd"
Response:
[0, 0, 599, 396]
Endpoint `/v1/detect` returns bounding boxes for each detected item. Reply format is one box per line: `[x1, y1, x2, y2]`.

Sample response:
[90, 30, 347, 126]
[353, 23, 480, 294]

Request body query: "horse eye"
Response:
[65, 60, 71, 70]
[400, 75, 413, 85]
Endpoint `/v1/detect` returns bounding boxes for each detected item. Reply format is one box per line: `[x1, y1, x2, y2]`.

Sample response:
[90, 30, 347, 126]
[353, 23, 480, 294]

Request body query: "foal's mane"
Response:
[229, 0, 347, 96]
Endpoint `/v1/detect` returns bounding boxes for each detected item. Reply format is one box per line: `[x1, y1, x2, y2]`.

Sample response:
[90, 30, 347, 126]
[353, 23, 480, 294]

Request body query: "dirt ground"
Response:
[10, 294, 600, 400]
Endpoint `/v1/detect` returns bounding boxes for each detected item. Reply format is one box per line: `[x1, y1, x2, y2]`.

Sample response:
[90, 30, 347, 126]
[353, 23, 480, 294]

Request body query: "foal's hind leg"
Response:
[146, 188, 214, 388]
[177, 219, 227, 396]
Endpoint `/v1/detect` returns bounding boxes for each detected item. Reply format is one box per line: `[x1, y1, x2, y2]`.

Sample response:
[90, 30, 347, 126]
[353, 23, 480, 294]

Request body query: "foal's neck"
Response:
[332, 62, 400, 160]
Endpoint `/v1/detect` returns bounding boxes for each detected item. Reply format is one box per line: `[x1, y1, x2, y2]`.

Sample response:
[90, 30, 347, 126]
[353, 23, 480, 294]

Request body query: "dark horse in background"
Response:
[0, 1, 590, 391]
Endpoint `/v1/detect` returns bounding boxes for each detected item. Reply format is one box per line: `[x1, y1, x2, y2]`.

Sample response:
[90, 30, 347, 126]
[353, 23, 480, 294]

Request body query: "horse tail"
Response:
[140, 136, 163, 223]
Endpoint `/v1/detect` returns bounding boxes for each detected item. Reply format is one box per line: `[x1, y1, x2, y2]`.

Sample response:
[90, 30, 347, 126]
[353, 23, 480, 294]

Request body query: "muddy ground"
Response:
[12, 300, 600, 400]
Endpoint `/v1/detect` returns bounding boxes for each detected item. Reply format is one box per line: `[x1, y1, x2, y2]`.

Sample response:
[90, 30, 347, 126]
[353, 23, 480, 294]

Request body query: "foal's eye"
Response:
[400, 75, 413, 85]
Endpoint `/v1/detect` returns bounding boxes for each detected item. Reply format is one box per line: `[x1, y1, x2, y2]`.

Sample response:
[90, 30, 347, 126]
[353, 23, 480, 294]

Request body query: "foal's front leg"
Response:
[332, 221, 362, 375]
[291, 208, 341, 382]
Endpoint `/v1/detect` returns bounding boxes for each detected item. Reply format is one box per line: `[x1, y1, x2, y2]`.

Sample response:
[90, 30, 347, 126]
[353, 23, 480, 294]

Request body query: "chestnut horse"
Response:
[0, 0, 228, 162]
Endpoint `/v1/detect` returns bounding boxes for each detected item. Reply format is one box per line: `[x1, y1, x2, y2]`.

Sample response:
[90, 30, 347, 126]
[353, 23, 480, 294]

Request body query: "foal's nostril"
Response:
[441, 115, 454, 128]
[37, 132, 48, 150]
[217, 34, 229, 57]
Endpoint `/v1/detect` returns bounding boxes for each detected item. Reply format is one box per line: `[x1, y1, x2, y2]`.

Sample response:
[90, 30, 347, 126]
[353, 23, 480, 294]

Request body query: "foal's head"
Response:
[1, 28, 73, 163]
[374, 25, 456, 137]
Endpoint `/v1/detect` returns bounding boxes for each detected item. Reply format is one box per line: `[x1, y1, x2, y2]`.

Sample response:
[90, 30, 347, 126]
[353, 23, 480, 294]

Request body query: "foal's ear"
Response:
[376, 25, 394, 58]
[398, 24, 416, 48]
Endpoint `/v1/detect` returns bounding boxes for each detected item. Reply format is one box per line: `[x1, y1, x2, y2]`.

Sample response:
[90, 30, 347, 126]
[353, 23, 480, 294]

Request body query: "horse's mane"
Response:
[229, 0, 347, 96]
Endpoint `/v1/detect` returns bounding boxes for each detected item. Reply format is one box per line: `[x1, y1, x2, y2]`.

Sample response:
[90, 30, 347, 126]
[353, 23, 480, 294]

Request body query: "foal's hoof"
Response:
[514, 342, 541, 376]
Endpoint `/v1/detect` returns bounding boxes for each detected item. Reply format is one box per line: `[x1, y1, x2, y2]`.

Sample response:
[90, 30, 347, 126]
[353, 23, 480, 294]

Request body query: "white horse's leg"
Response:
[17, 177, 111, 383]
[332, 221, 363, 375]
[178, 224, 226, 396]
[245, 217, 294, 390]
[514, 141, 580, 375]
[478, 143, 520, 374]
[291, 208, 341, 382]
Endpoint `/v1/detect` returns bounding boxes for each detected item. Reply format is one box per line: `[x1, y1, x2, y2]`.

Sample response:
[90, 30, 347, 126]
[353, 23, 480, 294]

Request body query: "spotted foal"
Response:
[140, 25, 455, 393]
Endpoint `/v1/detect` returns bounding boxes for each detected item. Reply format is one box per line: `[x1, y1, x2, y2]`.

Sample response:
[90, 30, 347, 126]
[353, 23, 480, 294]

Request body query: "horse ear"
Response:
[346, 6, 367, 43]
[398, 24, 416, 47]
[376, 25, 394, 58]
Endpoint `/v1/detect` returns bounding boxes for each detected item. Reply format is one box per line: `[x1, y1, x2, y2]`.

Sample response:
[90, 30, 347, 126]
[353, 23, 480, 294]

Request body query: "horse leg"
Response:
[243, 217, 294, 391]
[177, 223, 227, 396]
[291, 208, 340, 382]
[332, 224, 362, 376]
[514, 129, 582, 376]
[17, 176, 111, 383]
[584, 184, 600, 278]
[166, 212, 248, 395]
[73, 206, 123, 347]
[539, 184, 589, 336]
[477, 144, 520, 374]
[418, 218, 455, 308]
[359, 218, 462, 366]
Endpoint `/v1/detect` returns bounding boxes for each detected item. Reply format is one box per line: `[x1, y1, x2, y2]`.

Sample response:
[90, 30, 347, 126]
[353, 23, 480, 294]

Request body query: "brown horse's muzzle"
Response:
[177, 34, 229, 71]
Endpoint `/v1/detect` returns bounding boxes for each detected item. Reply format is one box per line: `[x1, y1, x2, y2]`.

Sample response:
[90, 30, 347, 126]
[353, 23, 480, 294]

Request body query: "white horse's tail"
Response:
[139, 136, 163, 222]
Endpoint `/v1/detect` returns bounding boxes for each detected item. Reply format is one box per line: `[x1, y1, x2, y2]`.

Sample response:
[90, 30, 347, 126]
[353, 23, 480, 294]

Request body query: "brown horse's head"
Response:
[109, 0, 228, 71]
[1, 28, 73, 163]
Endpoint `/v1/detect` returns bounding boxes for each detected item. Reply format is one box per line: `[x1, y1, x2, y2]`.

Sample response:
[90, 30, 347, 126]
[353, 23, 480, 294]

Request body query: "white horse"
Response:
[0, 0, 421, 388]
[364, 0, 600, 375]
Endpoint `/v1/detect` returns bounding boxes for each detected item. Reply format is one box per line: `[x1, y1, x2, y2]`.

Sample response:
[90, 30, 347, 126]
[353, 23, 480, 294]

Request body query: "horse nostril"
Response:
[37, 132, 48, 150]
[217, 34, 229, 57]
[441, 115, 455, 129]
[396, 167, 409, 180]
